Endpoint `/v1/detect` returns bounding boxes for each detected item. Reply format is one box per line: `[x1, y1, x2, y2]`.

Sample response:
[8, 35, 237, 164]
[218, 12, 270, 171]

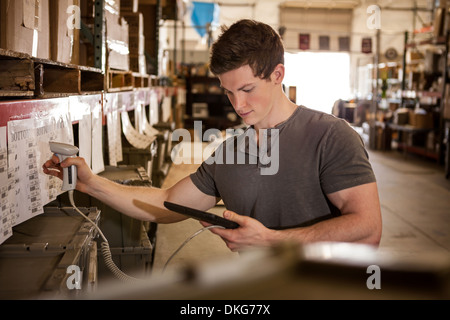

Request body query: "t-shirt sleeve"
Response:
[319, 119, 376, 194]
[190, 156, 221, 198]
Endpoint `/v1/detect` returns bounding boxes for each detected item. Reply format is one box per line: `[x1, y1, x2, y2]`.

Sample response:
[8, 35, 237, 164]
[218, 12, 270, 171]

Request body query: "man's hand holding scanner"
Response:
[42, 155, 94, 194]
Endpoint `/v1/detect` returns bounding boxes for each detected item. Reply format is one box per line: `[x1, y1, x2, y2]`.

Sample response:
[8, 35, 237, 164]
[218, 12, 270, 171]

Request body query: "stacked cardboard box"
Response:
[49, 0, 80, 65]
[1, 0, 81, 65]
[78, 0, 95, 67]
[106, 0, 120, 13]
[105, 1, 130, 71]
[122, 12, 146, 74]
[121, 0, 139, 13]
[121, 2, 147, 74]
[0, 0, 50, 59]
[1, 0, 147, 72]
[409, 110, 434, 129]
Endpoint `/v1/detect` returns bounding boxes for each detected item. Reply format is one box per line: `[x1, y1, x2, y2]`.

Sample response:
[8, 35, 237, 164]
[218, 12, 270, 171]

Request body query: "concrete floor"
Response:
[370, 150, 450, 259]
[152, 148, 450, 275]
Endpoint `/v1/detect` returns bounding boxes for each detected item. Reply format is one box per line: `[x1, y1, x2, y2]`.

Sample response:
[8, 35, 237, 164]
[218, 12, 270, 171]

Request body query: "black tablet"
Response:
[164, 201, 239, 229]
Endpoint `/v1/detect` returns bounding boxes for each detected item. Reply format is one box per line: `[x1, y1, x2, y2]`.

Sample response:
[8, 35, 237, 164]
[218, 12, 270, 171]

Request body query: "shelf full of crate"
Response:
[0, 48, 104, 99]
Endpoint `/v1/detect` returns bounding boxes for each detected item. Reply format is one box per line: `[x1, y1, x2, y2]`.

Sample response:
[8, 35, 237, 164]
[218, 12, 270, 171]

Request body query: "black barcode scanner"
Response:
[49, 141, 79, 191]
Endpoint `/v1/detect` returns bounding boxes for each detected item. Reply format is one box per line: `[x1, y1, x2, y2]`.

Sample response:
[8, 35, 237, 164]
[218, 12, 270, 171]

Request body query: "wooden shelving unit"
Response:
[185, 75, 241, 131]
[0, 0, 185, 299]
[361, 3, 449, 177]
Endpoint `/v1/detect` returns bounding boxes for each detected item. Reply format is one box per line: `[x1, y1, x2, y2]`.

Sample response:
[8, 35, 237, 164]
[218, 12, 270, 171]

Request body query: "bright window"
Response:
[283, 52, 351, 114]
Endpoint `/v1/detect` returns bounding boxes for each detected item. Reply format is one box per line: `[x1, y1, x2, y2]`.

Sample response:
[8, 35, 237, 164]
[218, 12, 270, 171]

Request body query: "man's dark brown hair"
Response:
[209, 19, 285, 79]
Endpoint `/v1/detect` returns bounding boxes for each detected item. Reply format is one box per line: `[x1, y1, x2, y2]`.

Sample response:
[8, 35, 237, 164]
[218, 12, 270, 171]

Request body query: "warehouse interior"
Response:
[0, 0, 450, 302]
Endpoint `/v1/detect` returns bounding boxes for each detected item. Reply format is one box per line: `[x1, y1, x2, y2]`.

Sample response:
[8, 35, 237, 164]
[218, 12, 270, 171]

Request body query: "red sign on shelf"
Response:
[299, 34, 310, 50]
[362, 38, 372, 54]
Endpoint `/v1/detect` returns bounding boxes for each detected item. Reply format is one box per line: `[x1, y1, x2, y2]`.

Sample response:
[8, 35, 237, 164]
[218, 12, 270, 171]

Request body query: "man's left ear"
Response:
[272, 64, 285, 84]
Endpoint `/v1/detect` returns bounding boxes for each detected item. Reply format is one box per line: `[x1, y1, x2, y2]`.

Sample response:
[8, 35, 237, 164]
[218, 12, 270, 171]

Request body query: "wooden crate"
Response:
[106, 68, 134, 92]
[132, 72, 150, 88]
[0, 49, 35, 97]
[33, 58, 104, 98]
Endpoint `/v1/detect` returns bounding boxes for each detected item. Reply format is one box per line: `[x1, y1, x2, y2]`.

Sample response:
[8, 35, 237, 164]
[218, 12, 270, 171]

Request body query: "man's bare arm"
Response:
[209, 182, 382, 251]
[271, 182, 382, 245]
[43, 156, 217, 223]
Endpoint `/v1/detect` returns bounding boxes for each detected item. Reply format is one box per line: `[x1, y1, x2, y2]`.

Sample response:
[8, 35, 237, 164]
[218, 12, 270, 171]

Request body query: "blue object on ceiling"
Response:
[191, 1, 220, 38]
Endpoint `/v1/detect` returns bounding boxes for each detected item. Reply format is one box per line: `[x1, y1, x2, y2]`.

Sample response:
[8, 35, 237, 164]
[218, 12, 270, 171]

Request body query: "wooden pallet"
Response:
[0, 49, 35, 97]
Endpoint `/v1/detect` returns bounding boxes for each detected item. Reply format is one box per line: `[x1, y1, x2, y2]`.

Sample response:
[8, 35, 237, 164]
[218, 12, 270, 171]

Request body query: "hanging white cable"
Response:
[69, 190, 226, 282]
[68, 190, 141, 283]
[163, 225, 225, 273]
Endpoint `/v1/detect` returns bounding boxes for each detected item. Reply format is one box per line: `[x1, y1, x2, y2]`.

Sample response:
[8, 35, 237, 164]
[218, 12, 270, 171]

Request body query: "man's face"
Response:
[219, 65, 278, 129]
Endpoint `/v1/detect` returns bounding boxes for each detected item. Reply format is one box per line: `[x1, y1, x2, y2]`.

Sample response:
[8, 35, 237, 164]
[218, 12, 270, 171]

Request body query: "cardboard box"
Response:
[130, 54, 146, 74]
[128, 34, 145, 55]
[122, 12, 144, 56]
[141, 4, 158, 66]
[409, 110, 434, 129]
[106, 10, 129, 70]
[0, 0, 50, 59]
[394, 108, 409, 125]
[72, 0, 80, 65]
[122, 12, 143, 36]
[79, 41, 95, 67]
[106, 0, 120, 15]
[80, 0, 95, 19]
[121, 0, 139, 12]
[49, 0, 79, 64]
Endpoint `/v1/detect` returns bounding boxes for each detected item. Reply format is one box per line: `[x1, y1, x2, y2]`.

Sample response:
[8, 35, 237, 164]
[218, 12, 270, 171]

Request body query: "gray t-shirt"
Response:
[190, 106, 376, 229]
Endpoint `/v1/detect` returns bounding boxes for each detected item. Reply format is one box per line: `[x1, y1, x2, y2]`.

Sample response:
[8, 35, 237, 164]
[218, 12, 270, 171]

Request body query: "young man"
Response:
[43, 19, 382, 252]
